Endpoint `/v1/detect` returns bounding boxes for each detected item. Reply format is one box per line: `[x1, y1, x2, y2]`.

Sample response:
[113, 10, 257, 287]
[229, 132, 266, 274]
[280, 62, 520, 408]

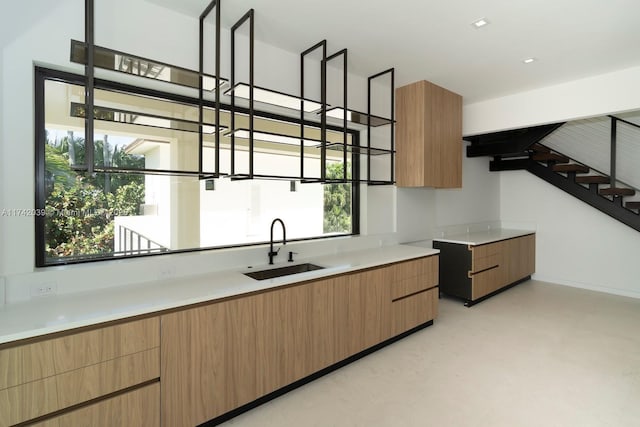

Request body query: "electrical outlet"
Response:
[31, 282, 57, 297]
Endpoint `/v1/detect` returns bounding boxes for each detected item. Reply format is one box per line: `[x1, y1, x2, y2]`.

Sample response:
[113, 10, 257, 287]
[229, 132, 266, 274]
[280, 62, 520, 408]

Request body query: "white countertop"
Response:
[431, 228, 535, 246]
[0, 245, 438, 345]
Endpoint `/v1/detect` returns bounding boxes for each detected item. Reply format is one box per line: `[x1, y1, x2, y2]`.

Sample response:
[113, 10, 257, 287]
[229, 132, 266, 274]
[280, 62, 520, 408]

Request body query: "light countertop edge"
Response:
[431, 228, 536, 246]
[0, 245, 439, 345]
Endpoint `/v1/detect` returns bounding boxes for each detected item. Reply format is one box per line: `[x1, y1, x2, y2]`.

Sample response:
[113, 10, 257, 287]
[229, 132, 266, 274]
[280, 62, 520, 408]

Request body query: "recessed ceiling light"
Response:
[472, 18, 489, 28]
[523, 57, 536, 64]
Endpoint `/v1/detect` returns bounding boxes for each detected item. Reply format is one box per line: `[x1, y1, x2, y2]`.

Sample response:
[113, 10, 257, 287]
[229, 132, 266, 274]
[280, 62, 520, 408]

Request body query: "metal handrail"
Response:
[609, 115, 640, 130]
[117, 225, 167, 256]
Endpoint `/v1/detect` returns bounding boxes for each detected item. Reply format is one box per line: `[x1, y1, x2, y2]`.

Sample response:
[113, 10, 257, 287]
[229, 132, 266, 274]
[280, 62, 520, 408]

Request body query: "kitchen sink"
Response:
[244, 263, 324, 280]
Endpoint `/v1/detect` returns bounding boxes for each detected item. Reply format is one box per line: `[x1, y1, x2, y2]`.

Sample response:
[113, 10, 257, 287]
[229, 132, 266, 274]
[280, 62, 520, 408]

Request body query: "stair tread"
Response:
[531, 153, 570, 162]
[552, 164, 589, 173]
[575, 175, 610, 184]
[531, 143, 551, 152]
[600, 187, 636, 196]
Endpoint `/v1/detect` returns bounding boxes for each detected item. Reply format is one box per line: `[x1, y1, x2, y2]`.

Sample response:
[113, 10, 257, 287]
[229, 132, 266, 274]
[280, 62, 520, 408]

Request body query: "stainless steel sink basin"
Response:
[244, 263, 324, 280]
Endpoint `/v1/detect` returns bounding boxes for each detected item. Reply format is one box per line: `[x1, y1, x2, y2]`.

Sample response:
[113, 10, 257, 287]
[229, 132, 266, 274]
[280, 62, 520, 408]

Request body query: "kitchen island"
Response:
[430, 229, 535, 306]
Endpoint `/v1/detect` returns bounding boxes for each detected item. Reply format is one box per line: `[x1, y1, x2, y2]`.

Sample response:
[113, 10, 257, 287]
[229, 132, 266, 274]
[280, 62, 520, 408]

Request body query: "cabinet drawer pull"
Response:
[468, 264, 499, 278]
[391, 285, 438, 303]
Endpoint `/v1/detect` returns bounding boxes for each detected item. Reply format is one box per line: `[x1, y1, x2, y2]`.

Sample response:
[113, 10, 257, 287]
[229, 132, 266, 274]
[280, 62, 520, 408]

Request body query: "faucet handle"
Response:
[269, 246, 281, 255]
[288, 251, 298, 262]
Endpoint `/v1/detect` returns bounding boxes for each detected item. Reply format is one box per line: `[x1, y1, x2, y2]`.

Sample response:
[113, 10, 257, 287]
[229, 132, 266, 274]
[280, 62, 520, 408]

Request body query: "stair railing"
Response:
[608, 115, 640, 191]
[117, 225, 168, 256]
[610, 116, 617, 185]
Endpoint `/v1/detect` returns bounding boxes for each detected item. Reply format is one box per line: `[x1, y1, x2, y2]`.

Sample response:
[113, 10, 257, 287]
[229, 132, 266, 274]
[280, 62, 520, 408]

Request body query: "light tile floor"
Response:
[222, 280, 640, 426]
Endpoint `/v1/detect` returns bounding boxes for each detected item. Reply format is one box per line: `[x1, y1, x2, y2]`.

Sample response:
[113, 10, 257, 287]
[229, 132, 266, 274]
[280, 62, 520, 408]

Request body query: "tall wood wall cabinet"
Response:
[395, 80, 463, 188]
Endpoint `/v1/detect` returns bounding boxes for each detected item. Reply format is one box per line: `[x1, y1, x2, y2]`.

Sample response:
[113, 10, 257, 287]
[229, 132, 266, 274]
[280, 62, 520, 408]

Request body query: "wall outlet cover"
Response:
[31, 282, 57, 297]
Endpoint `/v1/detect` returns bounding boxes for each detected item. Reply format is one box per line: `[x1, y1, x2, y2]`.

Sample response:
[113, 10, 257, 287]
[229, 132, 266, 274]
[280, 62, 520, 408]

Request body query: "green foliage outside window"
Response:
[323, 162, 352, 233]
[44, 132, 145, 258]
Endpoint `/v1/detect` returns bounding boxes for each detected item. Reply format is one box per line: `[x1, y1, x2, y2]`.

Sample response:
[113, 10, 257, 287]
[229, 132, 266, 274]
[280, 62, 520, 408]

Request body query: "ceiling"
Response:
[145, 0, 640, 104]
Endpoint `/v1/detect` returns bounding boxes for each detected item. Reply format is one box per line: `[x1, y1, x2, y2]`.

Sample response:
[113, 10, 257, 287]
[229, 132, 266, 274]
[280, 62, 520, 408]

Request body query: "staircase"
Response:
[466, 120, 640, 232]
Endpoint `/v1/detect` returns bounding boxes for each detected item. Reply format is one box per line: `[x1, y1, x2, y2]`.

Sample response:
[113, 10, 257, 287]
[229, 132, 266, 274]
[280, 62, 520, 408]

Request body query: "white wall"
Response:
[434, 145, 501, 227]
[501, 170, 640, 298]
[463, 65, 640, 136]
[3, 0, 82, 277]
[396, 144, 501, 243]
[0, 46, 5, 280]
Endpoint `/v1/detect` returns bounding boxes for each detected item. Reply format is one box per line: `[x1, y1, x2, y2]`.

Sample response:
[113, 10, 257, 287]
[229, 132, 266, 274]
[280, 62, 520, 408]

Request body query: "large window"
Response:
[35, 68, 359, 266]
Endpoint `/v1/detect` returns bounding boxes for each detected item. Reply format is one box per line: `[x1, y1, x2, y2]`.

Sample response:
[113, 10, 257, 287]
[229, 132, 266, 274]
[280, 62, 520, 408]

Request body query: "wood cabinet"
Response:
[395, 80, 462, 188]
[390, 256, 439, 337]
[434, 233, 535, 306]
[161, 256, 438, 427]
[0, 318, 160, 427]
[0, 256, 438, 427]
[392, 287, 438, 337]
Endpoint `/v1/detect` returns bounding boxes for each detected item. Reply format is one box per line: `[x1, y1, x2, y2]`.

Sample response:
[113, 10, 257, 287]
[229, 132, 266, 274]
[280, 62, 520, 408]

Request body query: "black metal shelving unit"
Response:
[77, 0, 395, 185]
[199, 0, 222, 179]
[325, 48, 349, 182]
[301, 40, 328, 183]
[69, 40, 229, 91]
[228, 8, 255, 180]
[367, 68, 395, 185]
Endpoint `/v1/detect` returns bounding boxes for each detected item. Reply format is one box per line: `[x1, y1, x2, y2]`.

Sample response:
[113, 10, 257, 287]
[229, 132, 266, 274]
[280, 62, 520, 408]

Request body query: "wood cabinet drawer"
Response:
[471, 242, 498, 259]
[471, 252, 499, 274]
[30, 382, 160, 427]
[0, 317, 159, 426]
[391, 274, 437, 300]
[393, 256, 437, 281]
[471, 267, 501, 300]
[0, 317, 159, 391]
[56, 348, 159, 408]
[391, 287, 438, 337]
[391, 256, 438, 300]
[0, 348, 159, 426]
[0, 377, 58, 427]
[470, 242, 500, 273]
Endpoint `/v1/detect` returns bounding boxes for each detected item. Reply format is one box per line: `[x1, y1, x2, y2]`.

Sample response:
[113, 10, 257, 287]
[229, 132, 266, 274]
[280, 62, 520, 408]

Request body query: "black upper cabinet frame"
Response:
[77, 0, 392, 184]
[325, 49, 349, 183]
[84, 0, 95, 175]
[69, 40, 228, 91]
[301, 40, 327, 182]
[367, 68, 395, 185]
[229, 9, 255, 180]
[199, 0, 222, 179]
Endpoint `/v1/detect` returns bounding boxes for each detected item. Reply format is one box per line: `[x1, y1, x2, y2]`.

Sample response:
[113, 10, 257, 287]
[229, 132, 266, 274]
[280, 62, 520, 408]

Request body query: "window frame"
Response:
[34, 66, 360, 267]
